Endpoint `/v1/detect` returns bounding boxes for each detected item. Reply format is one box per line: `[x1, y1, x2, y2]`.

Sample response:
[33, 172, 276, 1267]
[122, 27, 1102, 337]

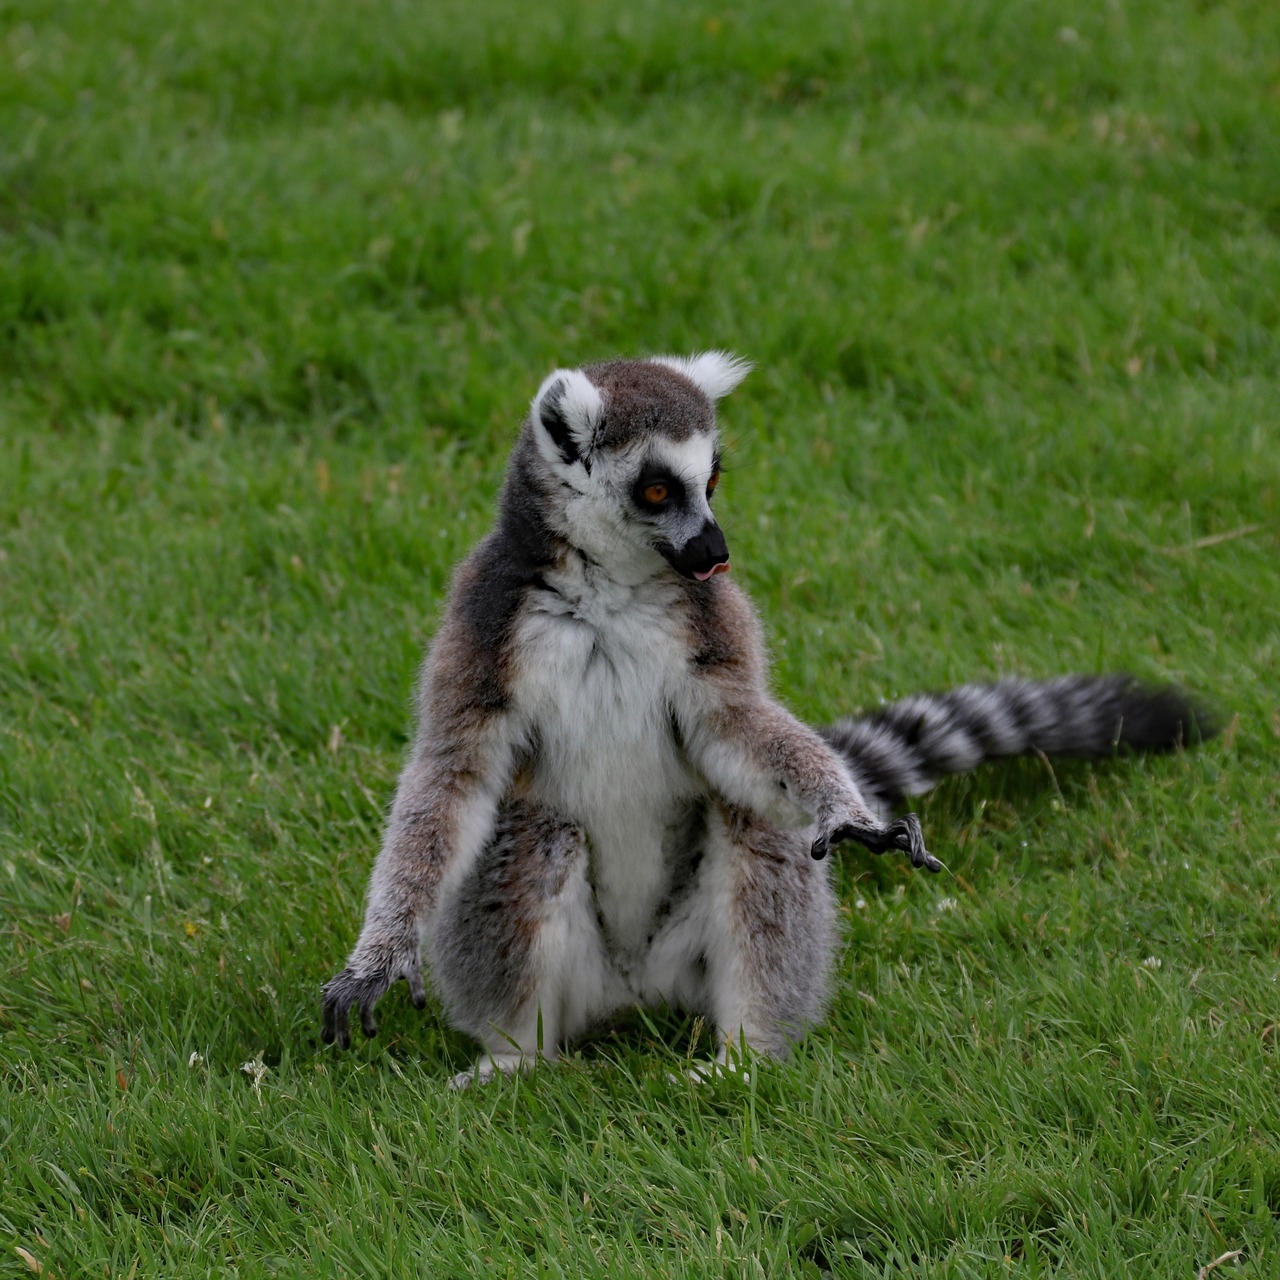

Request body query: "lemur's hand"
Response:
[321, 938, 427, 1049]
[810, 811, 942, 872]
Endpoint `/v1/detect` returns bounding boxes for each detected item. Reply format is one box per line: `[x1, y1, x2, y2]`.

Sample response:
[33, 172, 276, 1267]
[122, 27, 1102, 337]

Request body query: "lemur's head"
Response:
[525, 352, 751, 582]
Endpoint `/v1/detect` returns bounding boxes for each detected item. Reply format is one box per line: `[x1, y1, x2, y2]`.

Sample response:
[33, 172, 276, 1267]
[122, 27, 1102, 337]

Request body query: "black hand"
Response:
[320, 963, 426, 1049]
[810, 812, 942, 872]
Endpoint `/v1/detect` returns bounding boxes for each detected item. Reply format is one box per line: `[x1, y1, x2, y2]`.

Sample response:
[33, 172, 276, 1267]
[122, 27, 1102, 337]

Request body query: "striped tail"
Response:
[821, 675, 1216, 813]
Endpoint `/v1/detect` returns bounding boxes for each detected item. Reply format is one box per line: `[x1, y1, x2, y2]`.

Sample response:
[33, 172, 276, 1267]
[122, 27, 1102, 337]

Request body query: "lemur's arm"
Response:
[322, 554, 522, 1048]
[320, 729, 515, 1047]
[675, 580, 941, 871]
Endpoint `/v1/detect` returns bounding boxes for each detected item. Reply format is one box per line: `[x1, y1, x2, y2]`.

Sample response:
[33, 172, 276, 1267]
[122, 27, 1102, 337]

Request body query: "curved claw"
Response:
[885, 814, 944, 873]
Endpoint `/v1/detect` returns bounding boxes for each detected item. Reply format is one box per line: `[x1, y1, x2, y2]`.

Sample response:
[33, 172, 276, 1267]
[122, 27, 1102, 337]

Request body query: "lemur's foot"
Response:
[671, 1040, 755, 1086]
[449, 1053, 530, 1091]
[810, 811, 942, 872]
[321, 954, 427, 1049]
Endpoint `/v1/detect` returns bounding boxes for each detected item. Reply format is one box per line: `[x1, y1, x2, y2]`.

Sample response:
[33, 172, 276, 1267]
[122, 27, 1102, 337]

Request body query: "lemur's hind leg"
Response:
[430, 802, 623, 1088]
[647, 807, 838, 1075]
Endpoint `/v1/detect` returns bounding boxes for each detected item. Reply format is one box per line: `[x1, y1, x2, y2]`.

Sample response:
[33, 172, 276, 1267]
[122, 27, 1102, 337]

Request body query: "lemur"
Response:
[321, 352, 1211, 1086]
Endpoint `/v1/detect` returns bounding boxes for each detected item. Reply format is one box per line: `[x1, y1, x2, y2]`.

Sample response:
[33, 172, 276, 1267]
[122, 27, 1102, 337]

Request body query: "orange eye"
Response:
[706, 470, 720, 496]
[643, 483, 669, 504]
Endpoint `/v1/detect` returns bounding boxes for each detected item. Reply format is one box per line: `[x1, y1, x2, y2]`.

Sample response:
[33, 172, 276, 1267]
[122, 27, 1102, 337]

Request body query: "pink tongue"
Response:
[694, 561, 730, 582]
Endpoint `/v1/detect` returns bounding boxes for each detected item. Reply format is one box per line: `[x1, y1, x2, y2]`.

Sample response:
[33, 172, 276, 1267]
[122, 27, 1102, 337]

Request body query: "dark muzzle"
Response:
[658, 521, 730, 582]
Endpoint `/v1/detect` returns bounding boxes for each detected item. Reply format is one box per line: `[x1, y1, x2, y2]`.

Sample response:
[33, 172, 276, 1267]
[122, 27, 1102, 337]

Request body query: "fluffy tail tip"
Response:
[1115, 679, 1220, 753]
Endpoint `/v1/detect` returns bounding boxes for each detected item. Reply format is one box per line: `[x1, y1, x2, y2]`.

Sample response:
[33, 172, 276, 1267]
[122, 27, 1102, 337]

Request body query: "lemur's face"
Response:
[620, 432, 727, 580]
[528, 354, 750, 582]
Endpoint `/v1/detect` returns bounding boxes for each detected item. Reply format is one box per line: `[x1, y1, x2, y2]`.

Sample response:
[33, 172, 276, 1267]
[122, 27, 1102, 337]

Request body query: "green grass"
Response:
[2, 0, 1279, 1274]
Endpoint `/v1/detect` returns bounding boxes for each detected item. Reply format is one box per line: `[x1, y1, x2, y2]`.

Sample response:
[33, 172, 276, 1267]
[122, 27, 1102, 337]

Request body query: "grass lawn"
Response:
[3, 0, 1279, 1274]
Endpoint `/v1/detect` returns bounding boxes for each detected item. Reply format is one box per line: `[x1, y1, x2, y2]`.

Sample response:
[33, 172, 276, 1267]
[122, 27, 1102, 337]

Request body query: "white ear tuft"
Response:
[650, 351, 753, 401]
[530, 367, 603, 466]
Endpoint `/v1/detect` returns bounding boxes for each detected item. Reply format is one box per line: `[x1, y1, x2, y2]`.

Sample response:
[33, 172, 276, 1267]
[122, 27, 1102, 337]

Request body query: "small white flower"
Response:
[1142, 956, 1162, 970]
[855, 898, 867, 910]
[241, 1052, 269, 1099]
[936, 897, 958, 913]
[188, 1051, 203, 1069]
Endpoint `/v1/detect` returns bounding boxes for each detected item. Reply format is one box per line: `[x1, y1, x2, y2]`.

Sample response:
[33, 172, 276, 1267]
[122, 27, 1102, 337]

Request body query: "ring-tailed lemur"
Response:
[321, 352, 1212, 1085]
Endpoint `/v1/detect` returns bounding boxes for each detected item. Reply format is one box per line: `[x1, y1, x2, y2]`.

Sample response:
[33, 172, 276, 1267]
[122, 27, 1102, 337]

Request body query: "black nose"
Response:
[657, 521, 730, 582]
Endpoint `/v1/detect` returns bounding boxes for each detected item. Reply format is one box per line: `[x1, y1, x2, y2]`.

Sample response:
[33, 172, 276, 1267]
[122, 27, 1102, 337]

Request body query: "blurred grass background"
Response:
[2, 0, 1278, 1275]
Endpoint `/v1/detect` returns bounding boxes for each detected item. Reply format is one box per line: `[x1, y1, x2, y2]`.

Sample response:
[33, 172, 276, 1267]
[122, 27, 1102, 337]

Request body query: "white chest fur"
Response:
[511, 564, 699, 952]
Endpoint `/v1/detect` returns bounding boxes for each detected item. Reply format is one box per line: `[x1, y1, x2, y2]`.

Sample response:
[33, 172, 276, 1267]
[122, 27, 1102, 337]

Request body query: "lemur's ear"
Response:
[650, 351, 753, 401]
[530, 368, 603, 467]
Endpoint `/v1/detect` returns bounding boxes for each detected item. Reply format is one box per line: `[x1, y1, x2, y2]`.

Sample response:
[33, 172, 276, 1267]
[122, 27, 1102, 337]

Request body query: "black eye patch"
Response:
[632, 465, 686, 512]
